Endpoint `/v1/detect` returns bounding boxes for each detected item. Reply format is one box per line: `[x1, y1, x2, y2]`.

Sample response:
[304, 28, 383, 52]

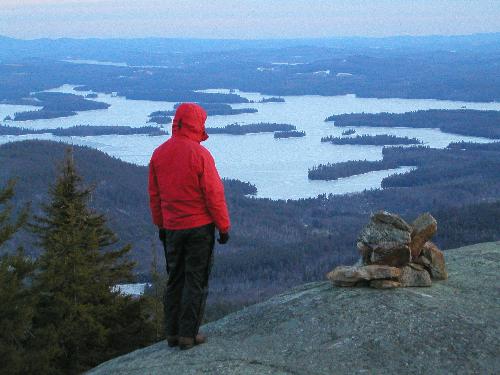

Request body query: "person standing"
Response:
[148, 103, 230, 350]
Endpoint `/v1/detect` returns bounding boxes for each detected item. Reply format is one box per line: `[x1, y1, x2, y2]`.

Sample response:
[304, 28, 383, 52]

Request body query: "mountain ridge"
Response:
[87, 241, 500, 375]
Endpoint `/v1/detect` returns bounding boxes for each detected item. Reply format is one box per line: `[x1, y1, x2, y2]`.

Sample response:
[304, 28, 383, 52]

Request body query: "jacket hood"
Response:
[172, 103, 208, 142]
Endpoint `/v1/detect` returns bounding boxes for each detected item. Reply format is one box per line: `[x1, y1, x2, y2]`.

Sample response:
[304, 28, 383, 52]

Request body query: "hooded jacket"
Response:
[148, 103, 230, 232]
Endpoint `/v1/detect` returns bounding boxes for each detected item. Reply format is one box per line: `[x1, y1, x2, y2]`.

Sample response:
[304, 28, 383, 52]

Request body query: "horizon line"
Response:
[1, 31, 500, 42]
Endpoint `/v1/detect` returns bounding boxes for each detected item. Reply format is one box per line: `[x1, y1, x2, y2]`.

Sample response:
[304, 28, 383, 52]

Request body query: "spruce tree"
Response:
[0, 179, 28, 248]
[0, 180, 34, 375]
[28, 149, 153, 374]
[144, 241, 166, 341]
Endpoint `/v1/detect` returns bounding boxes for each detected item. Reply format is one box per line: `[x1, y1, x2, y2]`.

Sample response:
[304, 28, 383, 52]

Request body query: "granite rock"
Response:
[410, 213, 437, 258]
[399, 265, 432, 287]
[327, 265, 401, 285]
[87, 242, 500, 375]
[420, 241, 448, 280]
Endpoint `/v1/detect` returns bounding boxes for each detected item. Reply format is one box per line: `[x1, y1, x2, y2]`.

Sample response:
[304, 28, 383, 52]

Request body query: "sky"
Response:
[1, 0, 499, 39]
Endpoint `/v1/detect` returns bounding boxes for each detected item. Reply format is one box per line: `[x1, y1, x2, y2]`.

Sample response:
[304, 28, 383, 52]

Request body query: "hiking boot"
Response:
[166, 335, 178, 347]
[178, 333, 207, 350]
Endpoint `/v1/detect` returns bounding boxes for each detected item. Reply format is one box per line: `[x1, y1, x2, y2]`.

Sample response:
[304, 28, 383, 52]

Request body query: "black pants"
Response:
[161, 223, 215, 338]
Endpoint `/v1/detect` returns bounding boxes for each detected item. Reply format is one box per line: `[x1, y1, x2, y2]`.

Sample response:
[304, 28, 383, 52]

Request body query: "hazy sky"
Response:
[1, 0, 499, 39]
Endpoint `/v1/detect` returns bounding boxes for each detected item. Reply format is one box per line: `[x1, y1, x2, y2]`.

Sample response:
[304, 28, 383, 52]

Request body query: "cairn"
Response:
[327, 211, 448, 288]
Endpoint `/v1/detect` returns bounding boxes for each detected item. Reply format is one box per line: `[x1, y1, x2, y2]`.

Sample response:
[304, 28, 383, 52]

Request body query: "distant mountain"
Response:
[87, 242, 500, 375]
[1, 32, 499, 62]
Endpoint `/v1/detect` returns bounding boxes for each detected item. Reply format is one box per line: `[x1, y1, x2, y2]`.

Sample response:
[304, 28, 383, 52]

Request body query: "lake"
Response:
[1, 84, 499, 200]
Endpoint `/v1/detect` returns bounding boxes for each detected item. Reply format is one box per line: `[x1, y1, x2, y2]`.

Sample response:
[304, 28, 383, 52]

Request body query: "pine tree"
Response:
[0, 179, 28, 247]
[28, 148, 153, 374]
[0, 180, 34, 375]
[144, 241, 166, 341]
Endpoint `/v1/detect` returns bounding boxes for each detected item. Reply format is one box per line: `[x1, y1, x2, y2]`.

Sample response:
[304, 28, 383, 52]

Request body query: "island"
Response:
[156, 103, 258, 117]
[12, 110, 77, 121]
[324, 110, 500, 139]
[341, 128, 356, 136]
[274, 130, 306, 139]
[121, 89, 251, 104]
[206, 122, 296, 135]
[259, 97, 285, 103]
[147, 112, 172, 125]
[11, 92, 110, 121]
[0, 124, 168, 137]
[308, 160, 399, 180]
[321, 134, 423, 145]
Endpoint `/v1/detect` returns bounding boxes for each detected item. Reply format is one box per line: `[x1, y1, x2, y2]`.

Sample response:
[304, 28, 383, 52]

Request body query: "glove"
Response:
[217, 232, 230, 244]
[158, 227, 166, 243]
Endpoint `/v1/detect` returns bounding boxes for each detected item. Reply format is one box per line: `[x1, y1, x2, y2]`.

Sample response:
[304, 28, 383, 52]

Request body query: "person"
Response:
[148, 103, 231, 350]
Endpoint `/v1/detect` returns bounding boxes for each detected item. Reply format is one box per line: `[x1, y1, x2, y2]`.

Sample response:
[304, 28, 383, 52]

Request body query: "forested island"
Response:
[259, 97, 285, 103]
[72, 86, 251, 104]
[274, 130, 306, 138]
[159, 103, 258, 117]
[9, 92, 110, 121]
[447, 141, 500, 151]
[12, 110, 77, 121]
[321, 134, 422, 145]
[341, 128, 356, 136]
[325, 110, 500, 139]
[308, 160, 400, 180]
[206, 122, 296, 135]
[51, 125, 168, 137]
[0, 124, 167, 137]
[147, 112, 172, 125]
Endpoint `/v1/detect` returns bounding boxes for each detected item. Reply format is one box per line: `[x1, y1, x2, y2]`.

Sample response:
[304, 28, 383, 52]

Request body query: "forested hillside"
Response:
[1, 140, 499, 316]
[325, 110, 500, 139]
[1, 34, 500, 103]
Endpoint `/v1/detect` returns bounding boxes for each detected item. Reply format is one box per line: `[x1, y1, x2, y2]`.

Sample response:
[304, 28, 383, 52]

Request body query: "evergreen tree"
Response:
[144, 241, 166, 342]
[0, 180, 28, 248]
[28, 149, 153, 374]
[0, 180, 34, 375]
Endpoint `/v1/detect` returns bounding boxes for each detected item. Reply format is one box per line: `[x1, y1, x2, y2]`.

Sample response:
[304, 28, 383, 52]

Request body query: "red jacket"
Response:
[148, 103, 231, 233]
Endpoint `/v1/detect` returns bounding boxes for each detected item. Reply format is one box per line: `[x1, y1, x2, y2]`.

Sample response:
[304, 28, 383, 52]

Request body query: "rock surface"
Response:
[410, 213, 437, 258]
[87, 242, 500, 375]
[369, 279, 402, 289]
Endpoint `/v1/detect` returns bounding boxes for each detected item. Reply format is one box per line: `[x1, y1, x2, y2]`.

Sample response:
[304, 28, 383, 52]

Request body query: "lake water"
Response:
[1, 84, 499, 200]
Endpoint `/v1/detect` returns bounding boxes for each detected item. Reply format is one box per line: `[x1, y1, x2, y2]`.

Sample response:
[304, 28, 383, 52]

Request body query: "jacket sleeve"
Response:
[199, 151, 231, 233]
[148, 159, 163, 227]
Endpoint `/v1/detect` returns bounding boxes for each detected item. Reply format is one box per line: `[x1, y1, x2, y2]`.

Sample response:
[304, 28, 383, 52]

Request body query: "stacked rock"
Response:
[327, 211, 448, 288]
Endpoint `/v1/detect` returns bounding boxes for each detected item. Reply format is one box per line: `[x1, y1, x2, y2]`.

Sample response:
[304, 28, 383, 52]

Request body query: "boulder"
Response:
[419, 241, 448, 280]
[398, 265, 432, 287]
[372, 211, 412, 232]
[410, 213, 437, 258]
[357, 211, 412, 266]
[370, 280, 401, 289]
[413, 255, 431, 268]
[407, 262, 426, 271]
[357, 241, 372, 265]
[327, 265, 401, 285]
[357, 211, 412, 245]
[369, 242, 411, 267]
